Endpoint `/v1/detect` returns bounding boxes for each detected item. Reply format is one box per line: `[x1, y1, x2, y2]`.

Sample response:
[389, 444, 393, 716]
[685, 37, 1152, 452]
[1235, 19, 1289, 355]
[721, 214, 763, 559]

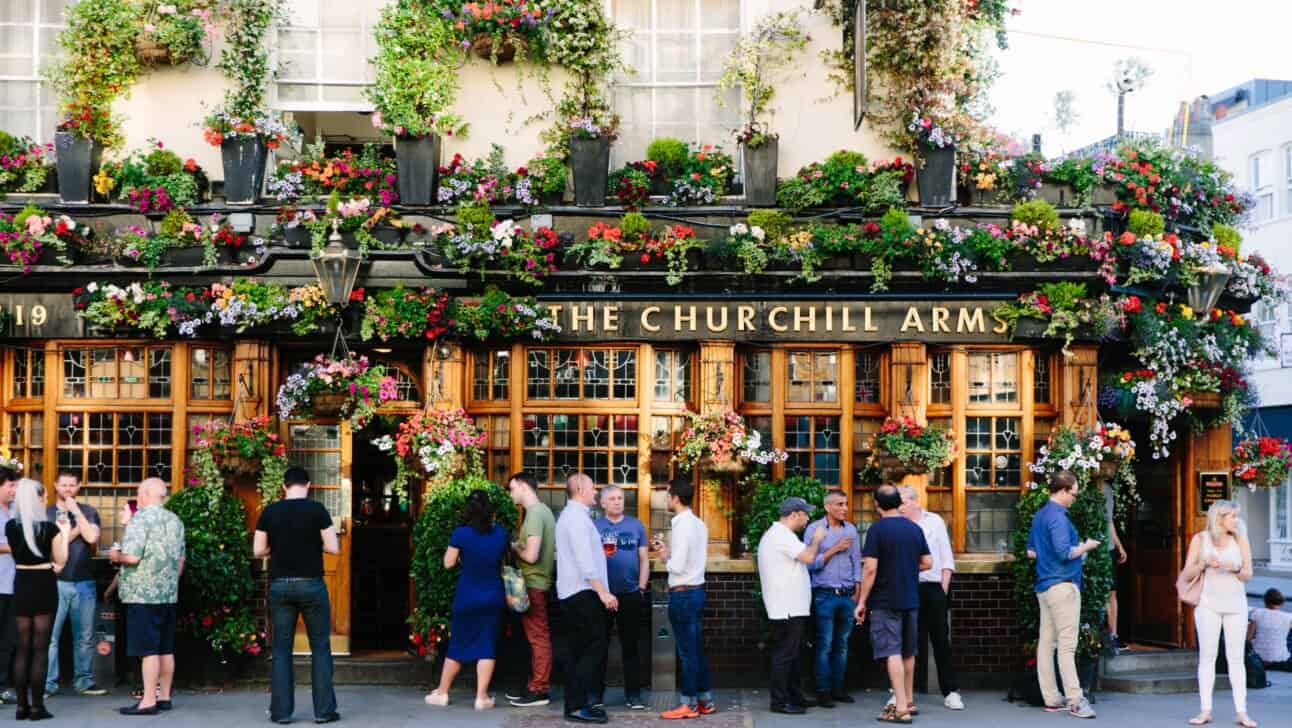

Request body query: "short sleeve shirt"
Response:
[47, 503, 100, 582]
[595, 515, 647, 594]
[120, 505, 186, 605]
[1249, 607, 1292, 664]
[861, 516, 930, 611]
[255, 498, 332, 580]
[757, 522, 812, 619]
[519, 501, 556, 591]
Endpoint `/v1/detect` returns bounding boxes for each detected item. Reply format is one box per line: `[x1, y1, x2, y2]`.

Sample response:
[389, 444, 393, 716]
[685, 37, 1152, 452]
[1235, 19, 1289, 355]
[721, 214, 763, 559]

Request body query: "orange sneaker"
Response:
[697, 701, 716, 715]
[660, 704, 700, 720]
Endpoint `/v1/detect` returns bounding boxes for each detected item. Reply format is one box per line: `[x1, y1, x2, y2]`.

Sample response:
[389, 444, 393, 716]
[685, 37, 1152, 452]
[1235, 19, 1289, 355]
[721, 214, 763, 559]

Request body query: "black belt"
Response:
[813, 586, 855, 596]
[272, 577, 322, 583]
[669, 584, 703, 593]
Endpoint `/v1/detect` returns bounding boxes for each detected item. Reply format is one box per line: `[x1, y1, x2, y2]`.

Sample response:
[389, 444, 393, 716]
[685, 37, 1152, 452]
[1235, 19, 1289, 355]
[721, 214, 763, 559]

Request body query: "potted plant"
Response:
[203, 111, 292, 204]
[645, 138, 688, 195]
[909, 109, 958, 207]
[135, 1, 215, 66]
[446, 0, 553, 64]
[567, 111, 617, 207]
[0, 133, 54, 195]
[367, 3, 466, 206]
[515, 152, 568, 206]
[54, 105, 114, 204]
[276, 353, 398, 428]
[671, 409, 786, 475]
[716, 10, 809, 207]
[447, 288, 562, 342]
[374, 408, 486, 498]
[360, 285, 452, 342]
[1092, 422, 1136, 481]
[1233, 436, 1292, 490]
[870, 416, 956, 476]
[0, 207, 69, 271]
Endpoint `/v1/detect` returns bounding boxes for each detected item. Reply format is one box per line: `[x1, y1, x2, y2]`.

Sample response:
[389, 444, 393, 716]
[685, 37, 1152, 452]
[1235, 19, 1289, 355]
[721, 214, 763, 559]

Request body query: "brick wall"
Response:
[946, 571, 1021, 685]
[697, 573, 766, 677]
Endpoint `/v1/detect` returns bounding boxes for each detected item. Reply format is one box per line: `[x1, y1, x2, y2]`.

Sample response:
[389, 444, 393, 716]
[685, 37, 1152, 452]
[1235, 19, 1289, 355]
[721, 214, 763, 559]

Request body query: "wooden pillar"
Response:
[698, 341, 735, 556]
[888, 343, 929, 504]
[232, 341, 272, 419]
[423, 340, 466, 410]
[1059, 344, 1099, 429]
[636, 344, 654, 527]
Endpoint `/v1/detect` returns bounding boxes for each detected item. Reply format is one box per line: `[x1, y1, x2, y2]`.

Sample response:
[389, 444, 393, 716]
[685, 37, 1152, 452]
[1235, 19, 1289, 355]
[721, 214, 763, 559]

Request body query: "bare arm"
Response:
[919, 553, 933, 571]
[514, 534, 541, 564]
[853, 556, 879, 621]
[443, 545, 460, 570]
[941, 568, 952, 593]
[51, 529, 69, 568]
[796, 525, 828, 564]
[1236, 533, 1253, 583]
[253, 530, 270, 559]
[321, 526, 339, 555]
[69, 502, 100, 545]
[1247, 616, 1257, 642]
[1182, 532, 1204, 579]
[637, 545, 650, 591]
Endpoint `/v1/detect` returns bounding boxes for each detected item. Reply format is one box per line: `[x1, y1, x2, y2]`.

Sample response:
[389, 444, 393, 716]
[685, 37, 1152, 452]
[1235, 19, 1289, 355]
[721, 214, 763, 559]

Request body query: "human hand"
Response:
[1116, 547, 1128, 565]
[1026, 549, 1037, 560]
[654, 540, 669, 562]
[1206, 556, 1221, 569]
[853, 604, 867, 625]
[1083, 539, 1102, 553]
[108, 547, 123, 564]
[600, 592, 619, 611]
[55, 518, 71, 536]
[831, 537, 853, 554]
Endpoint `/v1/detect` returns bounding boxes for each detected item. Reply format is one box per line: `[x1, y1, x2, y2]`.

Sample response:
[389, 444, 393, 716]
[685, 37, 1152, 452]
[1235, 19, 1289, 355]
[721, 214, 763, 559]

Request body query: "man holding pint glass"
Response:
[593, 485, 649, 710]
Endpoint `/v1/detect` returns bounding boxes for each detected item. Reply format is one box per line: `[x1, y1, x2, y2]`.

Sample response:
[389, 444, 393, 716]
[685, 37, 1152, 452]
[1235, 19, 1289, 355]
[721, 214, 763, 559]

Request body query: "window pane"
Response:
[965, 491, 1018, 553]
[1034, 353, 1051, 405]
[527, 350, 551, 399]
[968, 353, 990, 403]
[993, 353, 1018, 403]
[930, 352, 951, 404]
[856, 351, 881, 403]
[743, 351, 770, 403]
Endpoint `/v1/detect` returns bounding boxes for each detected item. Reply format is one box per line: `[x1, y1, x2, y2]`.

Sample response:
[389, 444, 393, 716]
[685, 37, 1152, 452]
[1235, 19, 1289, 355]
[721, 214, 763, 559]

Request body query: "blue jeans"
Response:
[46, 580, 96, 693]
[269, 578, 336, 722]
[812, 590, 855, 694]
[668, 588, 712, 706]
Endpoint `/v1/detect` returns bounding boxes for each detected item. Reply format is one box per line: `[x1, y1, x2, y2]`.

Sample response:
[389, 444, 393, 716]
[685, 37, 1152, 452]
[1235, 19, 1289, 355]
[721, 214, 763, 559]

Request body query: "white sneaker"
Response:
[944, 692, 965, 710]
[424, 690, 449, 707]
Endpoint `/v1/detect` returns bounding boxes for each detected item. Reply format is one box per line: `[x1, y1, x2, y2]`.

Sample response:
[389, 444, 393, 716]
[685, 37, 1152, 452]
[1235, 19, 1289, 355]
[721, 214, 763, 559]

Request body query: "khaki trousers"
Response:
[1036, 581, 1083, 706]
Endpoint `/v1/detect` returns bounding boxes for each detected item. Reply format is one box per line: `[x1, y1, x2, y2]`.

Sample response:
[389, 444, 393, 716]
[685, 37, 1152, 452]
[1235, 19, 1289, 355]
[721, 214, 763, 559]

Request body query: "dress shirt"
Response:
[1027, 500, 1082, 592]
[803, 518, 861, 590]
[665, 508, 708, 589]
[555, 500, 609, 600]
[915, 511, 956, 584]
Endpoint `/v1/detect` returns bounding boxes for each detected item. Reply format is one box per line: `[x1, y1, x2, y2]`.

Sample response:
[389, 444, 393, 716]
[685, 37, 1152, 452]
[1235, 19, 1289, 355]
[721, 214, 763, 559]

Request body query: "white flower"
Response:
[751, 226, 766, 241]
[86, 282, 98, 293]
[729, 223, 748, 236]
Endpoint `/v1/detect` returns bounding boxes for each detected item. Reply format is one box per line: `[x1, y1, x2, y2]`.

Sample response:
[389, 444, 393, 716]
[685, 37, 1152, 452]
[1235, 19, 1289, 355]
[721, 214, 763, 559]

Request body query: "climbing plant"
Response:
[46, 0, 143, 147]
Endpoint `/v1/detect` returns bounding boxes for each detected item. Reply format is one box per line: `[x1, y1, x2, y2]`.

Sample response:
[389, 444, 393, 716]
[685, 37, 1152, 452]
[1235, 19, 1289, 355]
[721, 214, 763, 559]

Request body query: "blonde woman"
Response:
[1183, 500, 1255, 727]
[5, 479, 69, 720]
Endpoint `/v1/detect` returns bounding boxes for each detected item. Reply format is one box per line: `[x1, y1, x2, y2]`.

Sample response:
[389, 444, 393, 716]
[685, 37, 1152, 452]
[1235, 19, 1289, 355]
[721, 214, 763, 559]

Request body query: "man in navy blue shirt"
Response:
[593, 485, 649, 710]
[854, 485, 931, 724]
[1026, 470, 1101, 719]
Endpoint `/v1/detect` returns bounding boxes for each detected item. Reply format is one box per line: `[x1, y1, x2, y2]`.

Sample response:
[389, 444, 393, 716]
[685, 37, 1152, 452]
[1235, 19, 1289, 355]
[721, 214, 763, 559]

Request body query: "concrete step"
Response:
[1103, 650, 1202, 676]
[1101, 671, 1229, 695]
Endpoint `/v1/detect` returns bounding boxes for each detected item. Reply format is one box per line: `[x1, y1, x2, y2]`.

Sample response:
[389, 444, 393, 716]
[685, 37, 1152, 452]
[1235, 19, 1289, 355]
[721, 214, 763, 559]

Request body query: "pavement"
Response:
[24, 671, 1292, 728]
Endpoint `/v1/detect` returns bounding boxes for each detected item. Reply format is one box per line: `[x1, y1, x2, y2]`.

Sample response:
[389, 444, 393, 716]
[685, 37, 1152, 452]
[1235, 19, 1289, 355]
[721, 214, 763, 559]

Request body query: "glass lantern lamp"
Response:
[312, 220, 362, 306]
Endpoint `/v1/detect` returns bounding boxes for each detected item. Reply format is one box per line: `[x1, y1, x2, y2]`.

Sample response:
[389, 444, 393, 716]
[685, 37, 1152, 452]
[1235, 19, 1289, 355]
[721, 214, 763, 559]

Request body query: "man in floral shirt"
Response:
[110, 478, 185, 716]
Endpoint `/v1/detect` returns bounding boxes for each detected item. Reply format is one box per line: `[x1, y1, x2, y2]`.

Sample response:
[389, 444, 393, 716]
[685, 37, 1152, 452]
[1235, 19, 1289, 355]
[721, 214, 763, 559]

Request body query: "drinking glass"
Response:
[602, 533, 617, 557]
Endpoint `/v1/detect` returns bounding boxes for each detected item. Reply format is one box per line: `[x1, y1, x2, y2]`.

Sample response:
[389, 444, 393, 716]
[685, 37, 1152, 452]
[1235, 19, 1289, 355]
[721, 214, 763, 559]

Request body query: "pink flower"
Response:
[371, 112, 383, 129]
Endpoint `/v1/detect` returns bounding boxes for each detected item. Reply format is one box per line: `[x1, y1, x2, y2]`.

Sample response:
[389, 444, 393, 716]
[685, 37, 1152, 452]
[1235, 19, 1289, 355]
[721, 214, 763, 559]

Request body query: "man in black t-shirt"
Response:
[854, 485, 931, 724]
[253, 467, 340, 725]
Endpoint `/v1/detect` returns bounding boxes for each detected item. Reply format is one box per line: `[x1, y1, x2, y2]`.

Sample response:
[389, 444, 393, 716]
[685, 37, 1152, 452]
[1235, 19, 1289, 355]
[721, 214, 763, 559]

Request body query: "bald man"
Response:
[110, 478, 185, 716]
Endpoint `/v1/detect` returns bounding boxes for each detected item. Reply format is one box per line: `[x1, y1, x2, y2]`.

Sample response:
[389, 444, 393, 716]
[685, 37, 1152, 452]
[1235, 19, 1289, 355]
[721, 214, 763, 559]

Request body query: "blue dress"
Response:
[446, 524, 508, 662]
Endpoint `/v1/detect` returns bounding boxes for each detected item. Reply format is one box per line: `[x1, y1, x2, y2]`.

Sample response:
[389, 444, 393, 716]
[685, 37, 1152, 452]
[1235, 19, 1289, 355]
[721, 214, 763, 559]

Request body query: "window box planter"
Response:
[741, 138, 778, 207]
[280, 226, 311, 249]
[570, 137, 611, 207]
[372, 225, 406, 248]
[1090, 183, 1118, 207]
[1010, 253, 1100, 273]
[916, 144, 956, 208]
[164, 246, 207, 268]
[961, 185, 1006, 207]
[394, 135, 441, 206]
[33, 246, 68, 268]
[1039, 181, 1078, 208]
[617, 249, 701, 273]
[54, 132, 102, 204]
[221, 137, 268, 205]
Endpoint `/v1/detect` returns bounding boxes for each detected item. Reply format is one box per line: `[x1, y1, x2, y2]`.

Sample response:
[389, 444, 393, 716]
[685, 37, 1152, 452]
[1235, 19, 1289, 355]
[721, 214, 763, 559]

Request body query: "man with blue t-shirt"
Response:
[854, 485, 931, 724]
[593, 485, 649, 710]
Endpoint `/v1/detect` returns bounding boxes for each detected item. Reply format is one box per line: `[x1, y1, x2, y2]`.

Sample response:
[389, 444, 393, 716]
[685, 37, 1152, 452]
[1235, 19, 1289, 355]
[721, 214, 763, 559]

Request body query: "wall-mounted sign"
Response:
[540, 300, 1013, 343]
[1197, 471, 1231, 514]
[0, 293, 82, 338]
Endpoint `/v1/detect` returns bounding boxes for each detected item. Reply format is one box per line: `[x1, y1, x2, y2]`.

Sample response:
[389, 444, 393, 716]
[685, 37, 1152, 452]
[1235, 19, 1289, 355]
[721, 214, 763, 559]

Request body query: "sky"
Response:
[988, 0, 1292, 156]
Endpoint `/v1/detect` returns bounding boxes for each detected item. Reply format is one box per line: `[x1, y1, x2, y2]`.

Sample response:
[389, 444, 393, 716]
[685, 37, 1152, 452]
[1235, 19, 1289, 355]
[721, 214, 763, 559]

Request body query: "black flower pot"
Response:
[395, 134, 441, 206]
[34, 245, 67, 267]
[54, 132, 102, 204]
[570, 137, 611, 207]
[281, 226, 311, 249]
[742, 138, 779, 207]
[916, 144, 956, 208]
[165, 246, 207, 267]
[372, 226, 405, 248]
[221, 137, 267, 205]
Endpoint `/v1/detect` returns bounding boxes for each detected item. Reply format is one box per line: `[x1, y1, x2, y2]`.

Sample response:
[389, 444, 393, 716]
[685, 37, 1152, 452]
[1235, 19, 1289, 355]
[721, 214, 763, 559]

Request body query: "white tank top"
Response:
[1198, 533, 1246, 614]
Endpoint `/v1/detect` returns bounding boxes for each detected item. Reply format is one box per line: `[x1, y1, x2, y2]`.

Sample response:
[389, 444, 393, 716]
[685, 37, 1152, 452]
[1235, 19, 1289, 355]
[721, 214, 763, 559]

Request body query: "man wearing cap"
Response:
[757, 497, 827, 715]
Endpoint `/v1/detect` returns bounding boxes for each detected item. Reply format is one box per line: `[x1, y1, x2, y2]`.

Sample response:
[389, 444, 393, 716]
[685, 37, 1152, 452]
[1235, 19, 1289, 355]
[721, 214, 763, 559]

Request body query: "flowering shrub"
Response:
[438, 201, 560, 285]
[202, 111, 294, 148]
[276, 354, 397, 428]
[774, 152, 911, 212]
[267, 142, 399, 205]
[436, 146, 516, 205]
[1097, 140, 1250, 230]
[0, 133, 53, 194]
[672, 409, 787, 473]
[0, 207, 67, 272]
[1225, 251, 1281, 301]
[193, 415, 289, 506]
[515, 152, 567, 205]
[1233, 436, 1292, 490]
[645, 224, 700, 286]
[374, 408, 486, 497]
[994, 282, 1119, 356]
[137, 1, 217, 67]
[909, 109, 958, 149]
[566, 113, 619, 141]
[871, 416, 956, 473]
[95, 140, 206, 208]
[304, 191, 398, 257]
[361, 286, 452, 342]
[449, 288, 561, 342]
[74, 281, 211, 338]
[0, 445, 24, 475]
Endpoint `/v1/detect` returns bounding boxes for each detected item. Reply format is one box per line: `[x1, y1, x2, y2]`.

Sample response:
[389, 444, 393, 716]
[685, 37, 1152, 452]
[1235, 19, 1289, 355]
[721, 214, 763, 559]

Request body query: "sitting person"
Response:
[1248, 588, 1292, 671]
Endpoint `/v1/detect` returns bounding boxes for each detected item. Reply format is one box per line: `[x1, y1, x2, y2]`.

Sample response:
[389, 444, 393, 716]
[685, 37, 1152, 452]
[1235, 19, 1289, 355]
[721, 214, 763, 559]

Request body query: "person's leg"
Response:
[767, 619, 790, 707]
[592, 600, 612, 705]
[915, 586, 932, 694]
[268, 582, 299, 721]
[902, 611, 917, 708]
[577, 596, 609, 711]
[13, 616, 32, 709]
[28, 614, 52, 713]
[887, 655, 908, 715]
[902, 655, 916, 709]
[1051, 584, 1084, 706]
[72, 581, 98, 691]
[476, 659, 496, 702]
[138, 656, 159, 709]
[157, 604, 176, 702]
[1107, 589, 1119, 642]
[44, 582, 73, 694]
[829, 594, 854, 697]
[563, 592, 601, 715]
[924, 585, 958, 696]
[158, 655, 174, 702]
[301, 580, 337, 720]
[812, 591, 834, 695]
[693, 589, 712, 704]
[521, 588, 551, 695]
[1035, 590, 1060, 707]
[436, 658, 462, 695]
[669, 591, 699, 706]
[1195, 606, 1221, 715]
[617, 590, 643, 701]
[786, 617, 807, 706]
[1221, 611, 1248, 717]
[0, 595, 17, 690]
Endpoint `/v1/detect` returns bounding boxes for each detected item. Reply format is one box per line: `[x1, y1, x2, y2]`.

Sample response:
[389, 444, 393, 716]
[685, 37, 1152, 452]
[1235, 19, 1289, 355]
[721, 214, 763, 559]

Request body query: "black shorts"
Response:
[127, 603, 177, 657]
[13, 569, 57, 616]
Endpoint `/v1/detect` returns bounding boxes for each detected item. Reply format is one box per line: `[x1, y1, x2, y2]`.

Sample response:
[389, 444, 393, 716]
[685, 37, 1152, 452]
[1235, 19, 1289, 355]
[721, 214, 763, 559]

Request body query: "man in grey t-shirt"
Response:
[45, 471, 108, 697]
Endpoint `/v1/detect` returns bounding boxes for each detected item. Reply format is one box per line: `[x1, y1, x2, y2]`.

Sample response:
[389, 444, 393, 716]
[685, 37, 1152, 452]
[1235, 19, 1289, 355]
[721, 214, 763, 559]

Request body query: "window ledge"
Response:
[954, 554, 1016, 574]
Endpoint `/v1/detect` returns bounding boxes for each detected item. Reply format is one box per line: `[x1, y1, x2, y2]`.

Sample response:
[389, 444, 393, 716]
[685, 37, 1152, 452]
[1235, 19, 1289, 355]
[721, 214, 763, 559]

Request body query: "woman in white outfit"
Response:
[1184, 500, 1255, 727]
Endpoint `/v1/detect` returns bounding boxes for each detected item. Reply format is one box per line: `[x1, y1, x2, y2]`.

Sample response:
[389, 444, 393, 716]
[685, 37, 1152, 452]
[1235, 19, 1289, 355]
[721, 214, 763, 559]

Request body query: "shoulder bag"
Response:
[1176, 535, 1204, 606]
[502, 538, 530, 613]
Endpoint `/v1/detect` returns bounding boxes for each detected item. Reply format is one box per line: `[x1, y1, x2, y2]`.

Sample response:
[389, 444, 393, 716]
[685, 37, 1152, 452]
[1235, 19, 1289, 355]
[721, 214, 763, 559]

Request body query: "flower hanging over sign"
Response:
[1233, 436, 1292, 490]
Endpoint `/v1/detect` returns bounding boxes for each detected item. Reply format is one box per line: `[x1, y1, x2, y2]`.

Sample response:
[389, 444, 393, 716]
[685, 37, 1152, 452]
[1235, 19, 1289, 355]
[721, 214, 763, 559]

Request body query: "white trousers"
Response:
[1195, 605, 1247, 714]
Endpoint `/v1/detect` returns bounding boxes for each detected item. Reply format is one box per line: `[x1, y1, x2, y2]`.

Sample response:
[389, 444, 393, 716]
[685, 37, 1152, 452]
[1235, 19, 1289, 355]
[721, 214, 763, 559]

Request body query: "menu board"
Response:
[1197, 471, 1231, 514]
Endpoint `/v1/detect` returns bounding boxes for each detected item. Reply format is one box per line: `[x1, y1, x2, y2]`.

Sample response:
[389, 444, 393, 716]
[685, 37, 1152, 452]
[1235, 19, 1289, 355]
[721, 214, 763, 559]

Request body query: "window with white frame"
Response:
[1285, 144, 1292, 216]
[275, 0, 384, 110]
[1252, 151, 1274, 221]
[610, 0, 742, 163]
[0, 0, 68, 143]
[1255, 299, 1278, 344]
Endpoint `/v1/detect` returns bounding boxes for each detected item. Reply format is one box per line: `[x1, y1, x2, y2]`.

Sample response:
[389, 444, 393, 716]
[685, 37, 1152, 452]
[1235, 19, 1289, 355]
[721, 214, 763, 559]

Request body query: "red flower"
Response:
[349, 288, 366, 302]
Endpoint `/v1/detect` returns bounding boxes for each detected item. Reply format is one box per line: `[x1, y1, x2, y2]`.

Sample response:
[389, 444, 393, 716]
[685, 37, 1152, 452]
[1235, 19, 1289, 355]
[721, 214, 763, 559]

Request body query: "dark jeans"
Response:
[560, 590, 608, 715]
[812, 589, 855, 694]
[915, 582, 958, 696]
[596, 590, 645, 701]
[269, 578, 336, 722]
[668, 588, 711, 705]
[0, 594, 15, 687]
[768, 616, 808, 708]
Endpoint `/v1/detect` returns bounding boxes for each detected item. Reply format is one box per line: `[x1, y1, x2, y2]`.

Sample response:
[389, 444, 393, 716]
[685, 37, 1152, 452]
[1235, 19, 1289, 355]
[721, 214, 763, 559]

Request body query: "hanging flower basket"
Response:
[1098, 459, 1118, 479]
[135, 35, 173, 66]
[700, 456, 746, 475]
[372, 408, 486, 501]
[471, 33, 523, 63]
[1233, 436, 1292, 489]
[219, 455, 261, 478]
[870, 417, 955, 476]
[1183, 390, 1222, 410]
[671, 409, 786, 474]
[309, 392, 348, 417]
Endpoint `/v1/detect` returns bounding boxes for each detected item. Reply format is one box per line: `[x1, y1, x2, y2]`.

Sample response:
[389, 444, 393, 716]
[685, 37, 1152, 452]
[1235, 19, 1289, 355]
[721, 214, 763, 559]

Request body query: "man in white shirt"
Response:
[898, 486, 963, 711]
[554, 473, 618, 725]
[757, 497, 827, 715]
[652, 478, 714, 719]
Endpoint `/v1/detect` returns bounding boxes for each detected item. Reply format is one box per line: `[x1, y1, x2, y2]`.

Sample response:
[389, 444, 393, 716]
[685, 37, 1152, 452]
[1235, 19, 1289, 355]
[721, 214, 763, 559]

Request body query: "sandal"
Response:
[424, 690, 449, 707]
[1235, 714, 1257, 728]
[877, 704, 913, 724]
[907, 703, 919, 716]
[474, 696, 495, 711]
[1188, 713, 1212, 726]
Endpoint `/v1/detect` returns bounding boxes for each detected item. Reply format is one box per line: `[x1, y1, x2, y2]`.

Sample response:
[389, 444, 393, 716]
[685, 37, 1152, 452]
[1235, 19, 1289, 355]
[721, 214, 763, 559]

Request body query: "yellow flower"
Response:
[1180, 305, 1194, 319]
[93, 170, 115, 196]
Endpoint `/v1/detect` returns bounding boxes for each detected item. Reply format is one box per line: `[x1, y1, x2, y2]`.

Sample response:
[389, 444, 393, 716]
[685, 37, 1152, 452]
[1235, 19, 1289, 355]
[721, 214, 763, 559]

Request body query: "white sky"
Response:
[988, 0, 1292, 156]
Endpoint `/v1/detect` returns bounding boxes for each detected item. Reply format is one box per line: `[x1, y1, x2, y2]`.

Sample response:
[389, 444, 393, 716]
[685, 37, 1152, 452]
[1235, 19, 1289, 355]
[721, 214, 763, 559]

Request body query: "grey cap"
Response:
[779, 497, 811, 517]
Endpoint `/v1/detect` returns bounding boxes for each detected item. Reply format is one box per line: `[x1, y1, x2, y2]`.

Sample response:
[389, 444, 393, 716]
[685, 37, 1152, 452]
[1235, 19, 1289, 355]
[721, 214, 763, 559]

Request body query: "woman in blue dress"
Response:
[425, 490, 508, 710]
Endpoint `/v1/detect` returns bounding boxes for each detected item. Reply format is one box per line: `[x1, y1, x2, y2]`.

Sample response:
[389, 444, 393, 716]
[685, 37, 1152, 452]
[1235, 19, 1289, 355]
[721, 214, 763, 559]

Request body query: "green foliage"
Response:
[47, 0, 142, 146]
[368, 1, 463, 138]
[880, 206, 914, 238]
[1127, 208, 1165, 238]
[620, 211, 651, 241]
[827, 150, 868, 169]
[645, 138, 689, 178]
[747, 210, 792, 240]
[216, 0, 285, 121]
[1011, 199, 1060, 233]
[1211, 223, 1241, 251]
[746, 475, 826, 554]
[1045, 157, 1099, 203]
[410, 475, 518, 648]
[455, 200, 495, 239]
[715, 9, 809, 137]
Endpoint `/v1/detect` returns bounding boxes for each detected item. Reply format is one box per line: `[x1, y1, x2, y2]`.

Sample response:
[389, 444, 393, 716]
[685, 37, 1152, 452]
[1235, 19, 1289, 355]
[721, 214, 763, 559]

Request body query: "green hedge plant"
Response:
[1011, 199, 1061, 234]
[745, 475, 826, 554]
[1127, 208, 1165, 238]
[646, 138, 689, 179]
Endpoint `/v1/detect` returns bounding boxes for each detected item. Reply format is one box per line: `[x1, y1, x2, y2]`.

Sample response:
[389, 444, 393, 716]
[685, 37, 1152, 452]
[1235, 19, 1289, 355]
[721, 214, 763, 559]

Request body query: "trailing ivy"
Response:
[215, 0, 285, 121]
[47, 0, 143, 147]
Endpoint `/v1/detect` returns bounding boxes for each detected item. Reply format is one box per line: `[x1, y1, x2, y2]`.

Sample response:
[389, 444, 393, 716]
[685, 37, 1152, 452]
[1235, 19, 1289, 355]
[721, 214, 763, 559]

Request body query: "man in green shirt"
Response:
[110, 478, 185, 716]
[506, 473, 555, 707]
